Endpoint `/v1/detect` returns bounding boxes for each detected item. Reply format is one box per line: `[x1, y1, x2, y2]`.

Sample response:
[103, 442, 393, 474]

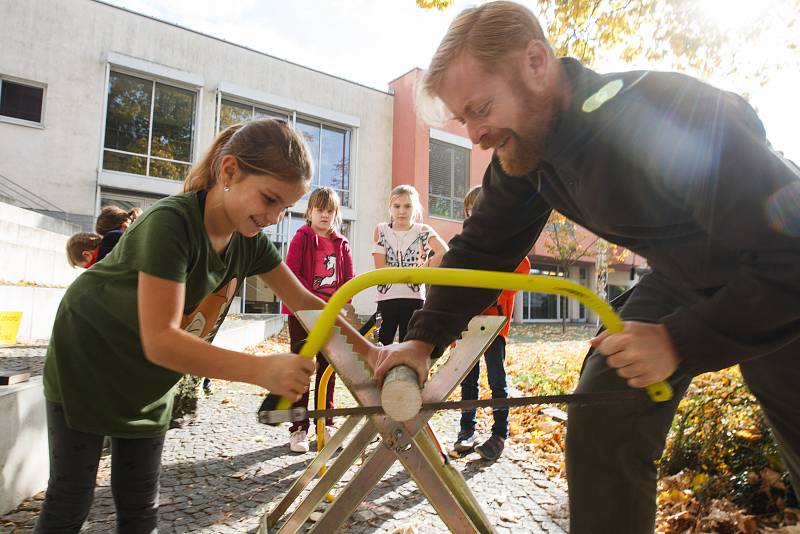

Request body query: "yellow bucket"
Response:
[0, 311, 23, 345]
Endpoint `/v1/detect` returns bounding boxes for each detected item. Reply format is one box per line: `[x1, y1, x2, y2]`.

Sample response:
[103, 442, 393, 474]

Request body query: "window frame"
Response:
[97, 55, 204, 196]
[214, 90, 358, 314]
[522, 265, 570, 323]
[0, 75, 47, 128]
[101, 68, 200, 183]
[215, 92, 356, 211]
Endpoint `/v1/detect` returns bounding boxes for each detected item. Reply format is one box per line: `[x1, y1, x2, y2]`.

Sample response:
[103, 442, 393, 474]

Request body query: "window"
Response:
[428, 139, 469, 220]
[216, 96, 355, 314]
[0, 77, 45, 124]
[522, 265, 569, 322]
[296, 119, 351, 207]
[102, 71, 196, 181]
[218, 98, 290, 130]
[238, 211, 353, 314]
[100, 190, 163, 213]
[217, 99, 352, 208]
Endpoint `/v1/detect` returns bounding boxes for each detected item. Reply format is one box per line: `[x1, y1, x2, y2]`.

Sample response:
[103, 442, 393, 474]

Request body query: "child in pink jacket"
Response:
[281, 187, 354, 452]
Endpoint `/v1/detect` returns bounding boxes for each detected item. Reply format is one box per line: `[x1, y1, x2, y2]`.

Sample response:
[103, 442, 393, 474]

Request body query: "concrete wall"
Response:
[0, 201, 82, 343]
[0, 378, 48, 515]
[0, 286, 66, 343]
[0, 0, 393, 315]
[0, 202, 80, 287]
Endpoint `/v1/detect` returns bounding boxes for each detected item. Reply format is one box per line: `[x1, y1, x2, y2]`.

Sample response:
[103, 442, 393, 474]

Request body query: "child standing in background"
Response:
[282, 187, 354, 453]
[95, 206, 143, 262]
[453, 185, 531, 461]
[372, 185, 448, 346]
[66, 232, 103, 268]
[64, 207, 143, 269]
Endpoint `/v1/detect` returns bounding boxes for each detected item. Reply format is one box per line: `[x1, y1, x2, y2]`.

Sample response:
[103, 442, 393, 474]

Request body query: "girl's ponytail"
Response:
[183, 124, 243, 192]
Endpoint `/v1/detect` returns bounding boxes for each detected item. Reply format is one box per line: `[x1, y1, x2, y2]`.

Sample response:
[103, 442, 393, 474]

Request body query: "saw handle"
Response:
[257, 314, 379, 426]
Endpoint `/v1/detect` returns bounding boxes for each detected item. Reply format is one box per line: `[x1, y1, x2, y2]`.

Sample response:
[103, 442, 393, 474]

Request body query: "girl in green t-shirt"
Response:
[36, 119, 377, 533]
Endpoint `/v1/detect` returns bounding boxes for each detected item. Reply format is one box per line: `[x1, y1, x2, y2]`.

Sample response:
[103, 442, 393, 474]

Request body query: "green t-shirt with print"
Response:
[43, 191, 282, 438]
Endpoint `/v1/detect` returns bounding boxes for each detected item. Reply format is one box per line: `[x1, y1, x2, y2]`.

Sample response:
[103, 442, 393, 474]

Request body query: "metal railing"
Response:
[0, 171, 67, 216]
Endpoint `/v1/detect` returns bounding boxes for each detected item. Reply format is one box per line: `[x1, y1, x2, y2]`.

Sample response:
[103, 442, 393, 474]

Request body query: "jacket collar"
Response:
[297, 223, 345, 243]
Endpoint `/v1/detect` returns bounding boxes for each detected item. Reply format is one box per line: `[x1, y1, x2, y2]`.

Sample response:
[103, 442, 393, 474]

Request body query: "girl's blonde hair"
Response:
[183, 119, 313, 193]
[95, 205, 140, 235]
[463, 185, 481, 217]
[422, 1, 552, 99]
[66, 232, 101, 268]
[389, 184, 423, 225]
[305, 187, 342, 233]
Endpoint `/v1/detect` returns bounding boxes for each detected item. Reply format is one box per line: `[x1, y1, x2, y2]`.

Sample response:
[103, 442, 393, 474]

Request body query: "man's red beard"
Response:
[481, 82, 559, 177]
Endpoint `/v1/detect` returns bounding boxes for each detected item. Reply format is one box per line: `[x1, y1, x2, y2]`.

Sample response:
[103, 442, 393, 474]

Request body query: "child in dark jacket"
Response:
[95, 205, 142, 262]
[282, 187, 354, 452]
[453, 185, 531, 461]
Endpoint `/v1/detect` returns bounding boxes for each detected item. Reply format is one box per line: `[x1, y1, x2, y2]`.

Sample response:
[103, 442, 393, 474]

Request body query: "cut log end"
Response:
[380, 365, 422, 421]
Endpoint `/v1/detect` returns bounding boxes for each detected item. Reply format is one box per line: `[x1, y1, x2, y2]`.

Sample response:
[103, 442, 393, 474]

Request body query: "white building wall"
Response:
[0, 0, 393, 314]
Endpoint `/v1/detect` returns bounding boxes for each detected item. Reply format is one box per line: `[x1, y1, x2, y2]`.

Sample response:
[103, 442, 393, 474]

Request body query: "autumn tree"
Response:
[417, 0, 800, 83]
[541, 212, 597, 331]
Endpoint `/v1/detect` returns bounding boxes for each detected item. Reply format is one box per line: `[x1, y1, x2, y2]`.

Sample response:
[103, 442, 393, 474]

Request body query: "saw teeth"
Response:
[325, 326, 374, 384]
[329, 326, 375, 379]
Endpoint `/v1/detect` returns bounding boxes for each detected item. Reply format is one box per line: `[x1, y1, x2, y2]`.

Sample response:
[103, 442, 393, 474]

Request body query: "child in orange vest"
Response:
[453, 185, 531, 460]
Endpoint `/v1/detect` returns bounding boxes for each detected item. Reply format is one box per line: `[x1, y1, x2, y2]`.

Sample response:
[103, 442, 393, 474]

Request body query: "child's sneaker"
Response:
[453, 430, 476, 454]
[324, 425, 336, 444]
[289, 430, 309, 453]
[475, 435, 505, 461]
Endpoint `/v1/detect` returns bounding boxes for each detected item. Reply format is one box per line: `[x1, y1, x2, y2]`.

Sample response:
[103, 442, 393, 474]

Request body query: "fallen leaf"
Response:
[499, 511, 518, 523]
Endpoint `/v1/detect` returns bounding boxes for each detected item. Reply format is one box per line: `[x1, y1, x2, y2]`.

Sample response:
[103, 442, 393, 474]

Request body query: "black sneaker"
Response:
[475, 435, 505, 461]
[453, 430, 476, 454]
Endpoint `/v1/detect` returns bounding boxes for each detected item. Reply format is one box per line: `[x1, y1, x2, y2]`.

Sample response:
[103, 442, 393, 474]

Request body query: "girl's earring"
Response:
[223, 185, 230, 192]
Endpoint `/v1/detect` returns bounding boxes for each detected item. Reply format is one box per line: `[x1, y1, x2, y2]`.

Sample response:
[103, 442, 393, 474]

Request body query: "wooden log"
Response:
[380, 365, 422, 421]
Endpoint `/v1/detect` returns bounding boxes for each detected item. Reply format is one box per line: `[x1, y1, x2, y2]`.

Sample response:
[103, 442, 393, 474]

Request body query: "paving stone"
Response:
[0, 346, 569, 533]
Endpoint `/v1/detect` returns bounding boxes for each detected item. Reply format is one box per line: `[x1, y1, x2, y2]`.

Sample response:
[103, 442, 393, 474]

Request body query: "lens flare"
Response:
[765, 181, 800, 237]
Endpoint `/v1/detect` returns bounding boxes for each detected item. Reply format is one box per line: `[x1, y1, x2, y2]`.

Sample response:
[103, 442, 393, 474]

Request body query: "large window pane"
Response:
[530, 293, 558, 319]
[429, 195, 451, 219]
[320, 125, 350, 194]
[296, 120, 321, 184]
[0, 80, 44, 122]
[220, 99, 252, 130]
[453, 148, 468, 198]
[103, 151, 147, 175]
[429, 141, 451, 196]
[428, 139, 469, 221]
[151, 83, 194, 163]
[149, 159, 189, 181]
[254, 107, 289, 121]
[102, 71, 197, 179]
[104, 72, 152, 155]
[217, 101, 353, 207]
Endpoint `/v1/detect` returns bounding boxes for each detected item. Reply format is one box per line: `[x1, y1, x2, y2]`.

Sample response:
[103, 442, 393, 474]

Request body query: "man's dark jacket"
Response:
[406, 58, 800, 375]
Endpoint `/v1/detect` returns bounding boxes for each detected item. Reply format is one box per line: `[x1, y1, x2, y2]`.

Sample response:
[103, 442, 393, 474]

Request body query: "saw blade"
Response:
[258, 389, 642, 424]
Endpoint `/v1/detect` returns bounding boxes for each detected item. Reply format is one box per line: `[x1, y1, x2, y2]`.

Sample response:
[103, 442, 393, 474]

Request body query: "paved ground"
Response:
[1, 345, 569, 533]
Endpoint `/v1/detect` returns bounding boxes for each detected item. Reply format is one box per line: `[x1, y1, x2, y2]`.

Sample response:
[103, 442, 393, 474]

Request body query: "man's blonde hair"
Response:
[422, 1, 552, 99]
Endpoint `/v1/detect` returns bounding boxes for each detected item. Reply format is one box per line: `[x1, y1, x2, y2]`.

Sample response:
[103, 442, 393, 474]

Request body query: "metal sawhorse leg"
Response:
[262, 312, 505, 533]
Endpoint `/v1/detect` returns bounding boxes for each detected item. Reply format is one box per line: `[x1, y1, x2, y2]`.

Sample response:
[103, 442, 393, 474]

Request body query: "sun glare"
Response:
[698, 0, 777, 30]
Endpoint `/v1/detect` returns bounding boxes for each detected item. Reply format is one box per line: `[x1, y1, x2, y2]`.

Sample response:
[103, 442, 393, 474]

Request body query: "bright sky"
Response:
[106, 0, 800, 162]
